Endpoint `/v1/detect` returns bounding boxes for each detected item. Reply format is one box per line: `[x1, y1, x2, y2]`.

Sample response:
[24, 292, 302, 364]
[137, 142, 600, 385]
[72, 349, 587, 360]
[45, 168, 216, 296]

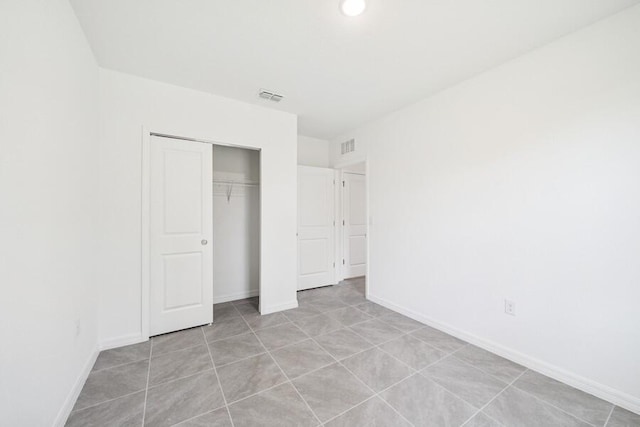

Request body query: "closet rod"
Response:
[213, 180, 259, 187]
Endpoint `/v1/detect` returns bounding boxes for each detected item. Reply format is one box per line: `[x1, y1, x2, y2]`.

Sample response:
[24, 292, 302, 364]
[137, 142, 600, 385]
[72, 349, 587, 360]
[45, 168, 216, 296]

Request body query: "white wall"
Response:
[213, 145, 260, 303]
[99, 69, 298, 346]
[0, 0, 100, 425]
[332, 5, 640, 411]
[298, 134, 331, 167]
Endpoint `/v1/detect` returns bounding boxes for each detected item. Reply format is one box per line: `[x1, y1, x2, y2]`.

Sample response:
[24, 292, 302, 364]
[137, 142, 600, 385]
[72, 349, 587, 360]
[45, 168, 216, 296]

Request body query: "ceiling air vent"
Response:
[258, 89, 284, 102]
[341, 138, 355, 155]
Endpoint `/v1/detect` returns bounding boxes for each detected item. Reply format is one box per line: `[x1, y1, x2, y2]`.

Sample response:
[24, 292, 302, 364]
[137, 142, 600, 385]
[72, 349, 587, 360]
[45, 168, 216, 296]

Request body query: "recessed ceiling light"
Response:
[340, 0, 366, 17]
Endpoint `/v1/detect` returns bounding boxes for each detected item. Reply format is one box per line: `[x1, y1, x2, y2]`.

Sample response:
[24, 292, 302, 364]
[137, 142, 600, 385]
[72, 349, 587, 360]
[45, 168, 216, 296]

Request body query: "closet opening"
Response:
[144, 132, 261, 337]
[211, 144, 261, 314]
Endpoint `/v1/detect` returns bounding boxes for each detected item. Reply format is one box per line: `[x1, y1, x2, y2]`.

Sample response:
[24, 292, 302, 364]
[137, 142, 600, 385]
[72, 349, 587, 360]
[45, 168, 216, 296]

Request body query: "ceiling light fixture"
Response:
[340, 0, 366, 17]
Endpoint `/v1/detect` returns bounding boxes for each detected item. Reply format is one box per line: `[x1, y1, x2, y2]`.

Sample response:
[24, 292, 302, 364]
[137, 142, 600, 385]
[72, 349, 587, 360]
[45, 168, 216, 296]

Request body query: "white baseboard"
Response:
[368, 293, 640, 415]
[53, 346, 99, 427]
[260, 299, 298, 315]
[99, 333, 147, 351]
[213, 289, 260, 304]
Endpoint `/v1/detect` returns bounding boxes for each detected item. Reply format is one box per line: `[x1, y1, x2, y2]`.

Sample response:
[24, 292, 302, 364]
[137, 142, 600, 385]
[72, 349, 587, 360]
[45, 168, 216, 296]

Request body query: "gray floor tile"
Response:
[232, 296, 259, 306]
[378, 312, 425, 333]
[325, 397, 412, 427]
[228, 382, 318, 427]
[282, 305, 322, 322]
[293, 313, 343, 337]
[152, 327, 206, 356]
[354, 301, 395, 318]
[203, 317, 250, 342]
[349, 319, 404, 345]
[514, 370, 613, 426]
[411, 326, 467, 353]
[92, 341, 151, 372]
[342, 347, 413, 392]
[381, 374, 476, 427]
[149, 345, 212, 386]
[337, 290, 367, 306]
[607, 406, 640, 427]
[379, 334, 447, 370]
[176, 407, 232, 426]
[216, 353, 287, 403]
[209, 332, 265, 366]
[293, 363, 374, 422]
[214, 301, 235, 308]
[254, 323, 308, 350]
[333, 283, 363, 298]
[308, 297, 349, 312]
[454, 344, 526, 383]
[243, 312, 290, 331]
[74, 360, 149, 411]
[463, 412, 503, 427]
[145, 371, 225, 427]
[213, 304, 241, 322]
[66, 391, 145, 427]
[315, 328, 373, 360]
[298, 286, 335, 301]
[484, 387, 591, 427]
[235, 301, 260, 316]
[327, 307, 373, 326]
[271, 339, 334, 379]
[422, 356, 507, 408]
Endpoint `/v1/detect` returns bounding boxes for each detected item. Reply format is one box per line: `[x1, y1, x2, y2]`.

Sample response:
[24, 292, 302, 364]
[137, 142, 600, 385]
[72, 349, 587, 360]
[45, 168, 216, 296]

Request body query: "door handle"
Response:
[201, 239, 208, 245]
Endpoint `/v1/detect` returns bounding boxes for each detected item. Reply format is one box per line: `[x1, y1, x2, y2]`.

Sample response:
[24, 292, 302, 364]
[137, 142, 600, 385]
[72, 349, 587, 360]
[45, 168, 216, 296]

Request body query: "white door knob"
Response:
[201, 239, 208, 245]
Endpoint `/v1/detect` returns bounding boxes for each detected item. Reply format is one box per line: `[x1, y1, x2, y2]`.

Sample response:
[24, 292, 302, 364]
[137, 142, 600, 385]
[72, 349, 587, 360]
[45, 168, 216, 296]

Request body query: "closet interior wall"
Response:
[212, 145, 260, 303]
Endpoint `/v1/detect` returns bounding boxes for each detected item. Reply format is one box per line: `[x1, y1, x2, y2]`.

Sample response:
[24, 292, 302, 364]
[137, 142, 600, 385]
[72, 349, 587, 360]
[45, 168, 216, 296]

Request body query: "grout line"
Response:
[447, 352, 523, 386]
[213, 350, 269, 369]
[304, 329, 415, 426]
[140, 338, 153, 427]
[149, 341, 206, 359]
[219, 315, 292, 407]
[513, 384, 601, 427]
[459, 369, 529, 427]
[172, 408, 222, 426]
[460, 411, 505, 427]
[449, 346, 529, 384]
[201, 327, 236, 427]
[91, 356, 151, 373]
[603, 405, 615, 427]
[147, 368, 217, 390]
[319, 395, 379, 426]
[251, 330, 324, 426]
[72, 389, 148, 414]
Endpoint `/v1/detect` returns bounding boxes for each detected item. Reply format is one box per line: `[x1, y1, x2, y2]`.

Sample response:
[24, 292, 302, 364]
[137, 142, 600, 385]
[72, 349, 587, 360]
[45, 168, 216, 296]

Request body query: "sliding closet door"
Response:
[149, 135, 213, 336]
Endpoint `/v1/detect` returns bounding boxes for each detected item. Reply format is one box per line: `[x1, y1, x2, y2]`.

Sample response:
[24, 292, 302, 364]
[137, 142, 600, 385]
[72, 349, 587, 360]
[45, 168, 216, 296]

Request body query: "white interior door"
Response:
[150, 135, 213, 336]
[343, 172, 367, 278]
[297, 166, 335, 290]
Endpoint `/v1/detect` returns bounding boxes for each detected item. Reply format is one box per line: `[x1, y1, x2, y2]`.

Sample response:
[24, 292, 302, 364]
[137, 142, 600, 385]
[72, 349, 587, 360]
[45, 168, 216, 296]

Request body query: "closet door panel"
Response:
[150, 135, 213, 336]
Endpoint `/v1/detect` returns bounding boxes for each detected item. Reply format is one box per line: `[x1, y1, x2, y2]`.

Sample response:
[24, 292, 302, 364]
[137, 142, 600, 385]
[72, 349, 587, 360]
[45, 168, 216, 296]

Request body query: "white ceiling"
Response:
[70, 0, 638, 139]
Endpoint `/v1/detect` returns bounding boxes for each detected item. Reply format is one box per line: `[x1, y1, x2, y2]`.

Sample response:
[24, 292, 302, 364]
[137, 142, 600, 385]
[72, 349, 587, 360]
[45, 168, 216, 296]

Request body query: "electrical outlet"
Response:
[504, 299, 516, 316]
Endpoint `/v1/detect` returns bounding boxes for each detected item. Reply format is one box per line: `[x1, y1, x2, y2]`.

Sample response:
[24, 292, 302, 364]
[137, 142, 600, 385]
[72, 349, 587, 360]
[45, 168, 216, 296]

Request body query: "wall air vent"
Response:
[258, 89, 284, 102]
[341, 138, 356, 155]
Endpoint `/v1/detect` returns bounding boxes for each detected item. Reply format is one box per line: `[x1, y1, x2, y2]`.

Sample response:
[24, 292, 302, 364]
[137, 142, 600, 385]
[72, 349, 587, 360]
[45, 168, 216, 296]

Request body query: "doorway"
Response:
[341, 168, 367, 280]
[146, 133, 261, 337]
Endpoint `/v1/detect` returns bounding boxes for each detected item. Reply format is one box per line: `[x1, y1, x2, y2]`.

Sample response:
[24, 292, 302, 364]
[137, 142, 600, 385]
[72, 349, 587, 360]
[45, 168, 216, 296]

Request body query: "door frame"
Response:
[340, 169, 366, 280]
[141, 127, 262, 340]
[333, 157, 370, 297]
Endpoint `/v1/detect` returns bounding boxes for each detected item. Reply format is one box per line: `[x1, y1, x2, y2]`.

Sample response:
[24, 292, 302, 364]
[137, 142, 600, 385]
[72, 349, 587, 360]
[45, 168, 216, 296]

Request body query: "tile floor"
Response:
[67, 277, 640, 426]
